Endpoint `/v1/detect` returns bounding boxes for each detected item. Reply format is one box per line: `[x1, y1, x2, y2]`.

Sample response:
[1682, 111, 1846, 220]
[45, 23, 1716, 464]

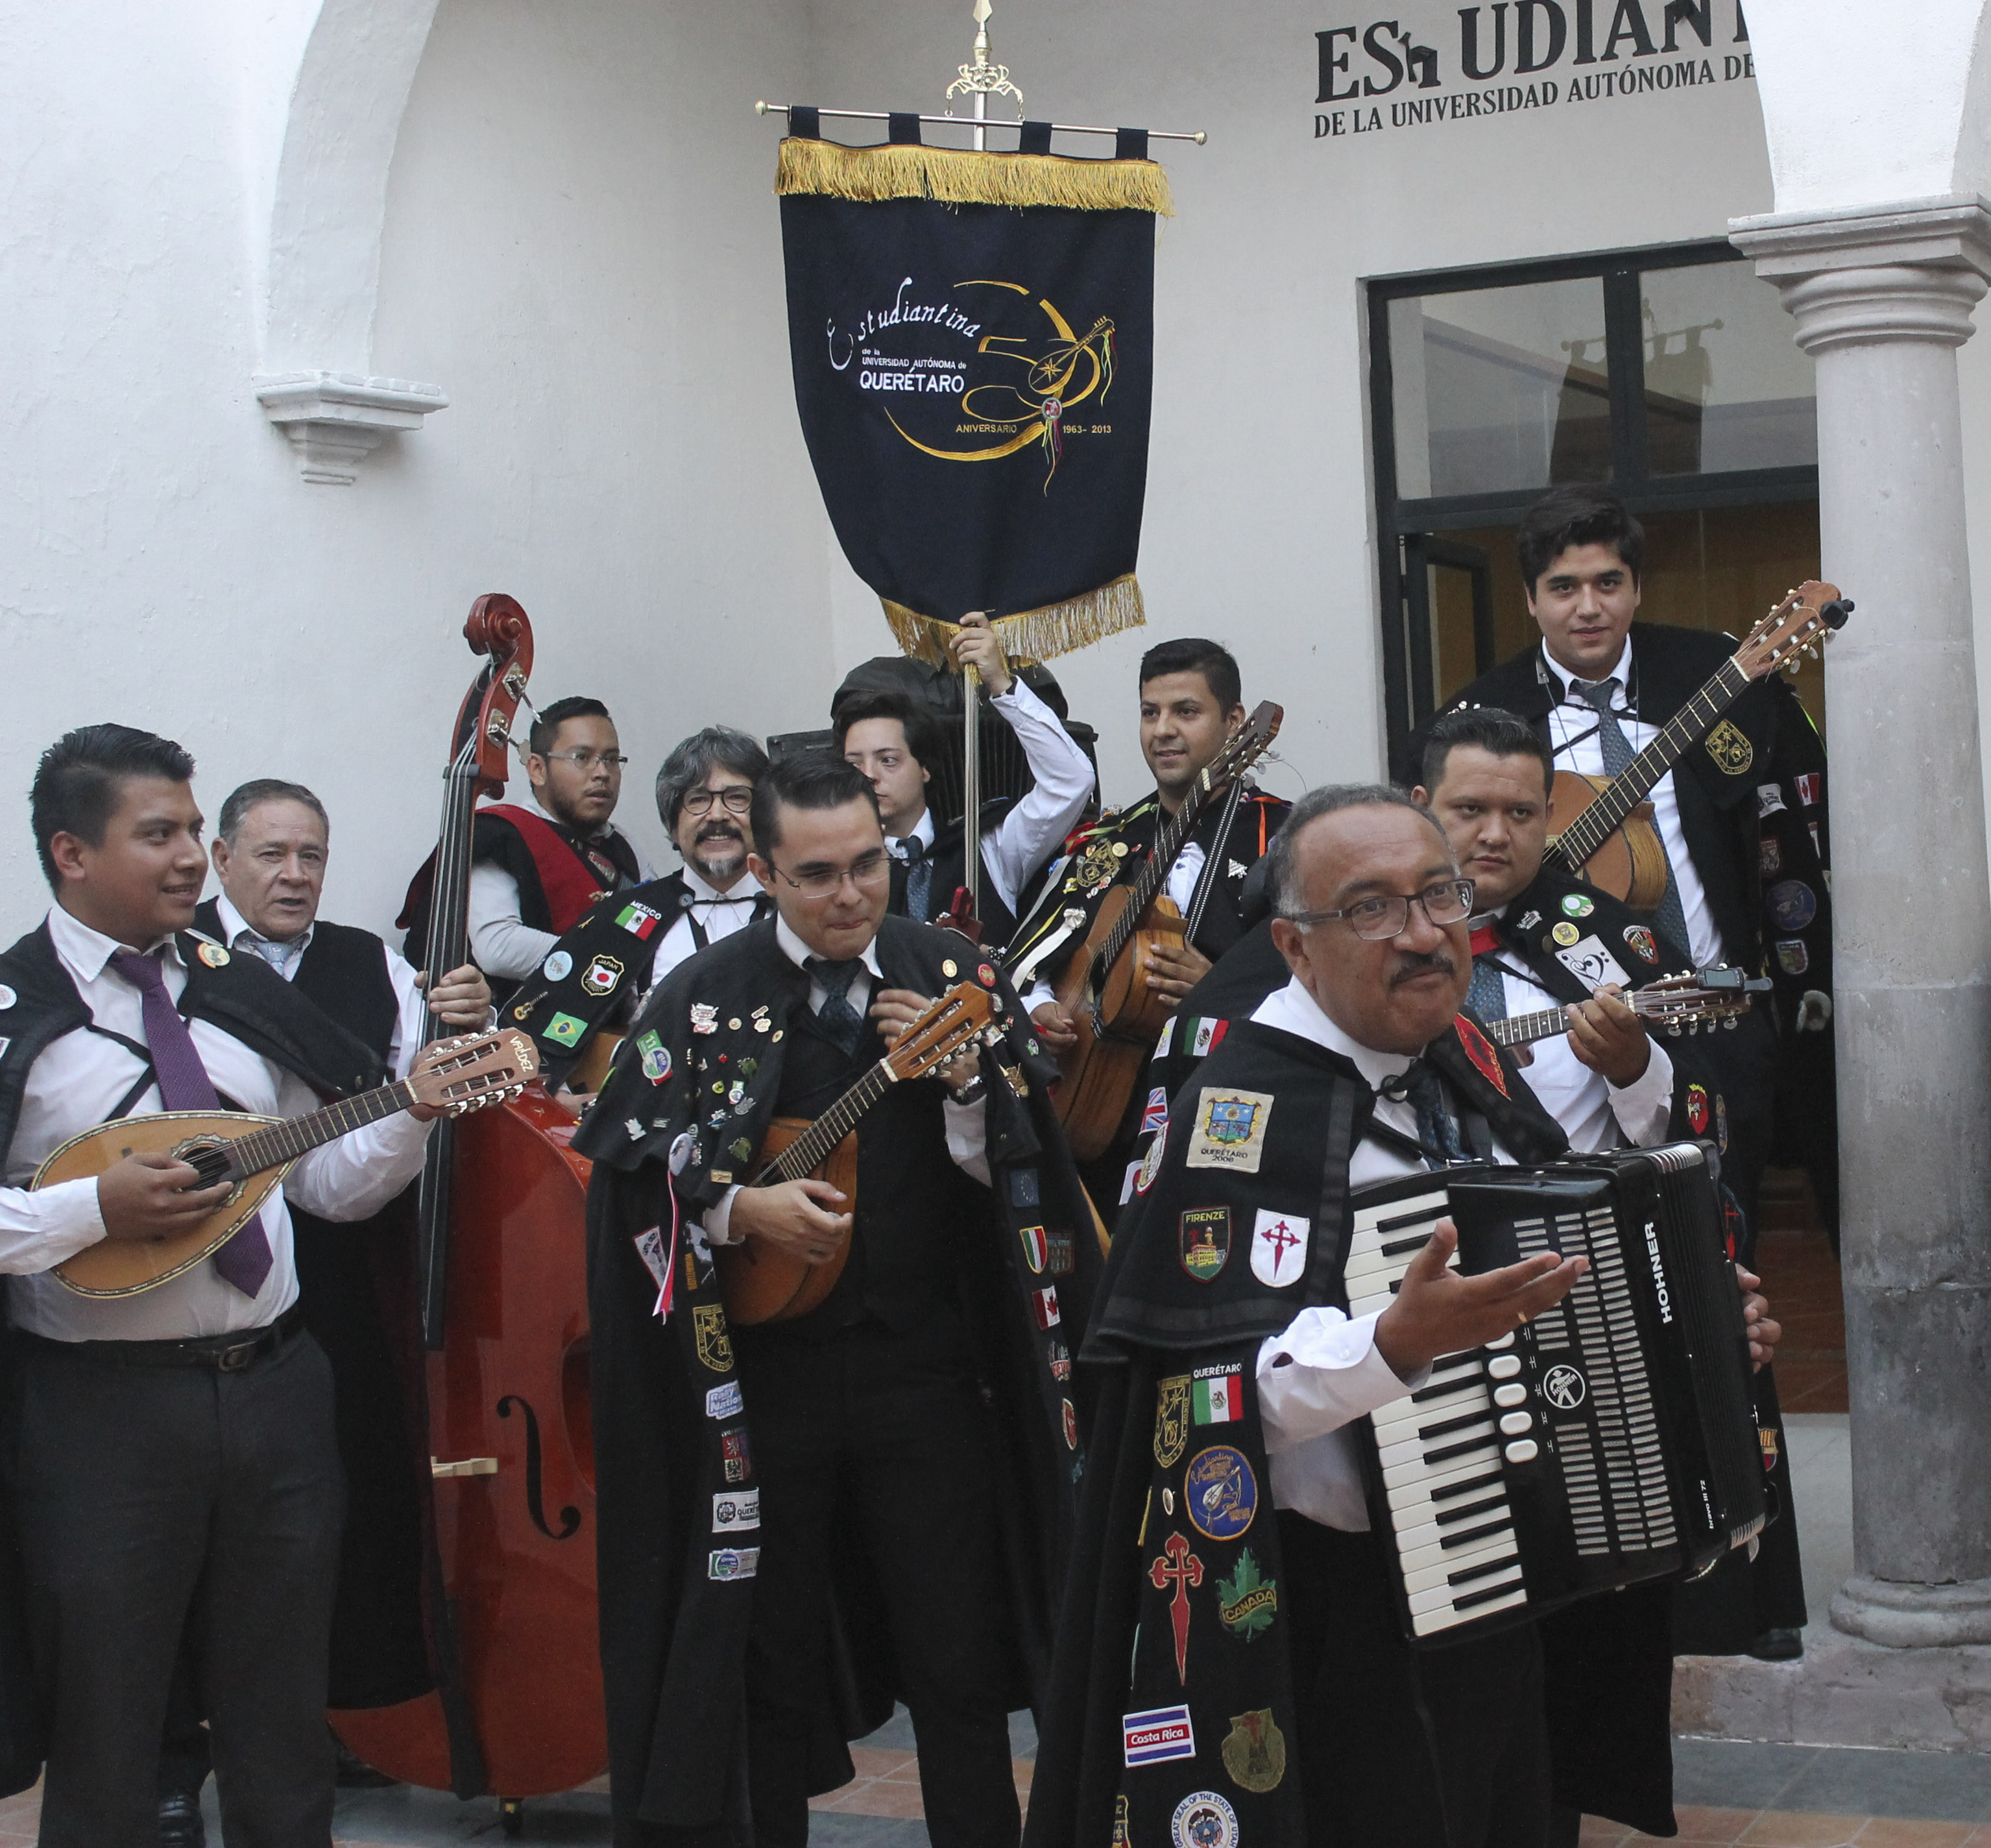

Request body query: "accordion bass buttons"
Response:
[1493, 1383, 1528, 1407]
[1488, 1354, 1523, 1379]
[1499, 1411, 1533, 1436]
[1486, 1332, 1517, 1350]
[1504, 1439, 1539, 1464]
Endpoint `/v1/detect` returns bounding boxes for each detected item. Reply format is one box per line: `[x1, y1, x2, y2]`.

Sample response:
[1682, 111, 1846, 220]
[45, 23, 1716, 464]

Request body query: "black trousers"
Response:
[14, 1326, 344, 1847]
[1279, 1512, 1550, 1848]
[738, 1316, 1019, 1848]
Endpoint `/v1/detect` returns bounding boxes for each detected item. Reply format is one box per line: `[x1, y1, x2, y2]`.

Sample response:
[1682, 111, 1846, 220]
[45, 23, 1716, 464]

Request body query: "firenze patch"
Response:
[1124, 1705, 1196, 1767]
[1551, 934, 1630, 991]
[1185, 1089, 1273, 1173]
[1249, 1210, 1309, 1287]
[712, 1490, 760, 1533]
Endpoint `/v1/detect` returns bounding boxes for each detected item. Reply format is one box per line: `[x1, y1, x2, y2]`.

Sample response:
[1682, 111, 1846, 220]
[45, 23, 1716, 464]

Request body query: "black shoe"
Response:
[1748, 1625, 1804, 1661]
[158, 1790, 206, 1848]
[333, 1734, 400, 1788]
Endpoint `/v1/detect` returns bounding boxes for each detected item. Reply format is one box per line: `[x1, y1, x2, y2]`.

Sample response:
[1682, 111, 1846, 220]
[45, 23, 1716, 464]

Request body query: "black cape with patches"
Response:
[575, 914, 1100, 1843]
[1023, 1013, 1685, 1847]
[1399, 623, 1837, 1224]
[0, 919, 391, 1797]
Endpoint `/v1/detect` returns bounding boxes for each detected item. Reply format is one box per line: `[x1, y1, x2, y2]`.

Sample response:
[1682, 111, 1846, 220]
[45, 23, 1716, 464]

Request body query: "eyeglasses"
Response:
[682, 786, 753, 816]
[1285, 878, 1476, 942]
[767, 851, 892, 899]
[542, 749, 629, 772]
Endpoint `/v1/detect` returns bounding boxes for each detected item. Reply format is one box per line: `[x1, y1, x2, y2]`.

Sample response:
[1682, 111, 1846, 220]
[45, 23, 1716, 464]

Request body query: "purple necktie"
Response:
[108, 947, 274, 1298]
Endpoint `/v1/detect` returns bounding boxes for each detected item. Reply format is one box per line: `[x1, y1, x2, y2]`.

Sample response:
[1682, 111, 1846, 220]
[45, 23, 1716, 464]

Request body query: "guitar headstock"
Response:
[1196, 701, 1285, 799]
[1734, 580, 1852, 681]
[884, 979, 1000, 1081]
[411, 1029, 541, 1113]
[1633, 966, 1772, 1037]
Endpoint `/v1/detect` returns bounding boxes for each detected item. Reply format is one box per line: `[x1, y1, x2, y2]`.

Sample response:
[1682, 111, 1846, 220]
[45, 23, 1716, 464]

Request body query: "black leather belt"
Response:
[25, 1302, 306, 1372]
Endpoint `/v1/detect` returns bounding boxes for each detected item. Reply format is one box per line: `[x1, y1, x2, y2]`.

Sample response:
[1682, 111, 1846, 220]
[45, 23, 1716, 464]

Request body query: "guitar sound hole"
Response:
[178, 1143, 235, 1190]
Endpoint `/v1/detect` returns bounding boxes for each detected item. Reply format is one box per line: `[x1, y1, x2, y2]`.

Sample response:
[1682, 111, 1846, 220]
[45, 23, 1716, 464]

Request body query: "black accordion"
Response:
[1347, 1143, 1766, 1646]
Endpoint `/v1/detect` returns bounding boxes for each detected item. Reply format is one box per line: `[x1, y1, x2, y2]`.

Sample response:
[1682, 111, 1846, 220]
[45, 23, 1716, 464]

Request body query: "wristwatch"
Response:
[947, 1072, 987, 1106]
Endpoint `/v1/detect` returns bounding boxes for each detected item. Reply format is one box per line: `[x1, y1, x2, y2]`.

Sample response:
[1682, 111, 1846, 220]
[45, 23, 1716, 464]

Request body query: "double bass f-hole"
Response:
[497, 1394, 582, 1540]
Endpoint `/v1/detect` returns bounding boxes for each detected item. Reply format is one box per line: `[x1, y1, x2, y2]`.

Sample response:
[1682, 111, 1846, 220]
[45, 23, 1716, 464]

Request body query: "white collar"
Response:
[1542, 633, 1634, 701]
[887, 808, 935, 857]
[1250, 975, 1418, 1089]
[775, 914, 883, 980]
[514, 788, 620, 847]
[680, 862, 755, 904]
[47, 903, 182, 986]
[214, 891, 315, 957]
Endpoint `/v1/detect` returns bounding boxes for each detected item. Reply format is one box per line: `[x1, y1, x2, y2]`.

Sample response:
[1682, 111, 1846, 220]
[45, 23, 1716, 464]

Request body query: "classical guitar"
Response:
[40, 1029, 538, 1298]
[1044, 702, 1284, 1163]
[1482, 966, 1770, 1052]
[716, 978, 998, 1327]
[1549, 581, 1852, 906]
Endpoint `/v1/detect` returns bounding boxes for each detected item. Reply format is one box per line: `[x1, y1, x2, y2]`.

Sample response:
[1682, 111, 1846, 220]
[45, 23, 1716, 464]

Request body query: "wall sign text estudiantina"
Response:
[1315, 0, 1754, 141]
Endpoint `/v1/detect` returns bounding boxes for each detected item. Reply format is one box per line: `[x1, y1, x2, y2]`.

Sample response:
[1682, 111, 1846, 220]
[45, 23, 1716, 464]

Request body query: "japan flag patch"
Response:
[1249, 1210, 1310, 1288]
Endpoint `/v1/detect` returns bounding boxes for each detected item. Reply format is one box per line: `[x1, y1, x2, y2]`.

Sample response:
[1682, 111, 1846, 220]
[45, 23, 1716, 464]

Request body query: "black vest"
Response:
[889, 801, 1020, 948]
[761, 988, 982, 1339]
[195, 901, 400, 1065]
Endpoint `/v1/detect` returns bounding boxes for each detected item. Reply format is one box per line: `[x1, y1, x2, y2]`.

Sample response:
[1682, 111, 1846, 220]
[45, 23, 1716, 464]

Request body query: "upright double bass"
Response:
[330, 597, 607, 1828]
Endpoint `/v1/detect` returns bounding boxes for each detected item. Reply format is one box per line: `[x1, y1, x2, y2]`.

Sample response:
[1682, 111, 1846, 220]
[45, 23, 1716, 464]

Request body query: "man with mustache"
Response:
[1024, 785, 1779, 1847]
[505, 727, 771, 1082]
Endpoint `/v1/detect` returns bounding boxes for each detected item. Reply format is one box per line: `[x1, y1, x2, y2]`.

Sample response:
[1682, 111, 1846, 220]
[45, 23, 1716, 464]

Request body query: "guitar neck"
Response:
[223, 1079, 419, 1180]
[1554, 656, 1752, 868]
[757, 1060, 895, 1184]
[1486, 1005, 1575, 1050]
[1096, 778, 1232, 970]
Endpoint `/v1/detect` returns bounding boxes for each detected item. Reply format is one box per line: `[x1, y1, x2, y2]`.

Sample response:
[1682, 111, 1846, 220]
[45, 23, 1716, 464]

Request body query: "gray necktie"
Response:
[899, 840, 933, 921]
[1390, 1062, 1469, 1170]
[804, 957, 867, 1057]
[1571, 677, 1692, 957]
[1467, 956, 1508, 1023]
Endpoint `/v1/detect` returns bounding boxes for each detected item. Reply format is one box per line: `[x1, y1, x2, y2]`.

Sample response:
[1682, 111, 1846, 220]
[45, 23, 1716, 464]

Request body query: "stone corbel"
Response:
[254, 371, 450, 485]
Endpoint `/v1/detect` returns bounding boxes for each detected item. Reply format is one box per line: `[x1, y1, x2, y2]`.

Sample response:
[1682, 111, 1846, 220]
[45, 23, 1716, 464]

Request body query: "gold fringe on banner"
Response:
[777, 136, 1174, 217]
[882, 574, 1146, 670]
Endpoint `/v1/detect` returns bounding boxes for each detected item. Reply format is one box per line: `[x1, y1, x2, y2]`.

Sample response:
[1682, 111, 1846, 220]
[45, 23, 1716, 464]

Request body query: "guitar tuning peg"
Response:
[1667, 1024, 1682, 1038]
[1724, 1017, 1738, 1030]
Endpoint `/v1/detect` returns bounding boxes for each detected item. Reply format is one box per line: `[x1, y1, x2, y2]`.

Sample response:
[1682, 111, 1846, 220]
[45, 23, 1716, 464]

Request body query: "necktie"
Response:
[1388, 1061, 1469, 1170]
[1571, 677, 1693, 956]
[239, 932, 301, 979]
[1466, 954, 1509, 1024]
[804, 956, 867, 1058]
[107, 947, 274, 1296]
[898, 838, 933, 921]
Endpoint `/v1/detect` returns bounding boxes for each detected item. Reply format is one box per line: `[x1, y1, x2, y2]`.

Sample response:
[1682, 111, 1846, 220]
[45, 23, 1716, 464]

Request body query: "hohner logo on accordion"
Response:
[1347, 1143, 1765, 1646]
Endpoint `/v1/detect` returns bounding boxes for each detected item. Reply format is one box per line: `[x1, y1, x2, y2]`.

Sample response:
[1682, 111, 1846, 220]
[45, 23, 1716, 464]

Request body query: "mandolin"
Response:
[40, 1030, 537, 1298]
[716, 977, 998, 1326]
[1483, 966, 1770, 1052]
[1042, 703, 1284, 1163]
[1549, 581, 1852, 906]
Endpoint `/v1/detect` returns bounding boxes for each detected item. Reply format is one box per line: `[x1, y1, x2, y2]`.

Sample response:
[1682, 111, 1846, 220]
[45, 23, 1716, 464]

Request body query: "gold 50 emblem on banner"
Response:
[829, 276, 1119, 489]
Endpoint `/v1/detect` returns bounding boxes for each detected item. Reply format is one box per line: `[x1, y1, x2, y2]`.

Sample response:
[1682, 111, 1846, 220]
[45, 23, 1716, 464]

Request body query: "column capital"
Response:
[1730, 194, 1991, 353]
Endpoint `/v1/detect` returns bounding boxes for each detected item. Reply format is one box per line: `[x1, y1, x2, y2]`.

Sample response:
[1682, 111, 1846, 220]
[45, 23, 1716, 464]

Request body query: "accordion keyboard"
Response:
[1345, 1185, 1532, 1638]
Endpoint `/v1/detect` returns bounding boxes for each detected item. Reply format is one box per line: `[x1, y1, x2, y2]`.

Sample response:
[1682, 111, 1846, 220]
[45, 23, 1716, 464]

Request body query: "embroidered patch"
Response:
[1796, 772, 1821, 807]
[1551, 934, 1632, 992]
[1046, 1232, 1075, 1276]
[1768, 879, 1818, 931]
[706, 1381, 742, 1419]
[1687, 1083, 1710, 1136]
[1454, 1015, 1510, 1098]
[712, 1489, 760, 1532]
[1221, 1708, 1288, 1794]
[1706, 719, 1754, 775]
[1517, 910, 1542, 932]
[692, 1304, 734, 1373]
[1154, 1375, 1191, 1467]
[1032, 1286, 1061, 1330]
[708, 1547, 759, 1581]
[1010, 1167, 1040, 1208]
[1216, 1548, 1278, 1641]
[616, 901, 662, 940]
[1761, 1424, 1781, 1474]
[544, 1012, 588, 1048]
[541, 950, 573, 982]
[1179, 1207, 1232, 1282]
[1185, 1089, 1273, 1174]
[1018, 1224, 1047, 1274]
[1249, 1209, 1309, 1287]
[1757, 783, 1787, 818]
[1154, 1017, 1176, 1058]
[1123, 1705, 1196, 1768]
[582, 954, 625, 996]
[1048, 1339, 1072, 1381]
[1622, 926, 1658, 963]
[1190, 1015, 1228, 1058]
[719, 1426, 751, 1481]
[1062, 1398, 1079, 1449]
[1140, 1086, 1168, 1135]
[690, 1003, 719, 1034]
[1776, 938, 1809, 975]
[1717, 1093, 1730, 1154]
[1135, 1121, 1168, 1193]
[1172, 1793, 1238, 1848]
[1759, 836, 1783, 876]
[1192, 1370, 1243, 1424]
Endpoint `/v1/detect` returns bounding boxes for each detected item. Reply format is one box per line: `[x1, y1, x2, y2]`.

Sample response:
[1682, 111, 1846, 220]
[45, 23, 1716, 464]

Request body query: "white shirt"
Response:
[1249, 976, 1516, 1533]
[0, 905, 433, 1341]
[466, 794, 654, 982]
[1477, 921, 1675, 1154]
[213, 893, 431, 1081]
[701, 916, 989, 1243]
[644, 865, 765, 995]
[886, 677, 1095, 917]
[1542, 638, 1722, 966]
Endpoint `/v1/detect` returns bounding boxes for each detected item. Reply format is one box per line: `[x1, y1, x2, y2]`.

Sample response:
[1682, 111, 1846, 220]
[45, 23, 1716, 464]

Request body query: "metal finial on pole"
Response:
[945, 0, 1022, 152]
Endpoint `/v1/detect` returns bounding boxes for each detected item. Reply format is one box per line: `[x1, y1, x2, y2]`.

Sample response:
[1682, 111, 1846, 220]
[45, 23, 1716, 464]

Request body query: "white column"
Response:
[1733, 196, 1991, 1646]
